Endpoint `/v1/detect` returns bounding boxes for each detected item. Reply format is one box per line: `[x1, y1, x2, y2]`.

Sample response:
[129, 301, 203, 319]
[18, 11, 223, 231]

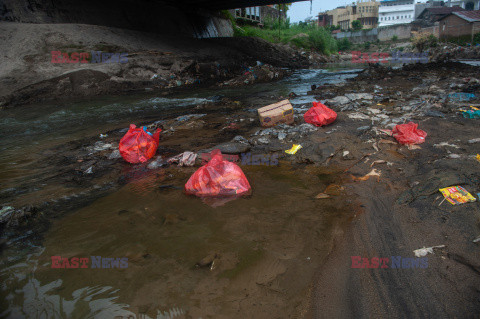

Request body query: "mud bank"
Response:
[0, 23, 331, 108]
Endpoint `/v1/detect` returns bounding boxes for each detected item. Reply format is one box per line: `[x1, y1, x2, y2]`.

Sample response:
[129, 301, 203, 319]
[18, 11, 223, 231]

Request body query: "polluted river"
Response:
[1, 67, 365, 318]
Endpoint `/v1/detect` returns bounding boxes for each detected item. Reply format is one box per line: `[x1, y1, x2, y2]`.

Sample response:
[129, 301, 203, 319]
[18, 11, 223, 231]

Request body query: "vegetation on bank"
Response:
[229, 15, 338, 55]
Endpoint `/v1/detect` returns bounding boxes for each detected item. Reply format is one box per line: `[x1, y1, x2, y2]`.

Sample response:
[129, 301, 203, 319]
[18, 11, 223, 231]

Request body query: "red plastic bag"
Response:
[185, 149, 251, 197]
[304, 102, 337, 127]
[392, 122, 427, 145]
[119, 124, 161, 163]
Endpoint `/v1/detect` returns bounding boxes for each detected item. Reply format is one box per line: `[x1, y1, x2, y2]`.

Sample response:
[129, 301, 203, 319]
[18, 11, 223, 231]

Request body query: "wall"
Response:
[378, 23, 412, 40]
[334, 23, 412, 42]
[335, 28, 378, 43]
[0, 0, 233, 38]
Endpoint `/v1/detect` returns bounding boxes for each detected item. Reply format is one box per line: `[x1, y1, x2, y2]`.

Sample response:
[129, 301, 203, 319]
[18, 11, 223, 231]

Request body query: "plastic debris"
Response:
[285, 144, 302, 154]
[413, 245, 445, 257]
[315, 193, 331, 199]
[448, 92, 475, 101]
[476, 154, 480, 162]
[392, 122, 427, 145]
[473, 236, 480, 243]
[352, 169, 381, 182]
[99, 134, 108, 138]
[185, 149, 251, 197]
[439, 185, 476, 205]
[304, 102, 337, 127]
[168, 152, 197, 167]
[119, 124, 161, 163]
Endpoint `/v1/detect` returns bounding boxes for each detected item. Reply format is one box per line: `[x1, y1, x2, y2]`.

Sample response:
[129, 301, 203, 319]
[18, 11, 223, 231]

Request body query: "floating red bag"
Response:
[392, 122, 427, 145]
[119, 124, 161, 163]
[185, 149, 251, 197]
[304, 101, 337, 127]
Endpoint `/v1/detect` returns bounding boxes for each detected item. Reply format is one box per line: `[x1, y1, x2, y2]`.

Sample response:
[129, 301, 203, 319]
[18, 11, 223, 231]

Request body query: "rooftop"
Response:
[452, 10, 480, 22]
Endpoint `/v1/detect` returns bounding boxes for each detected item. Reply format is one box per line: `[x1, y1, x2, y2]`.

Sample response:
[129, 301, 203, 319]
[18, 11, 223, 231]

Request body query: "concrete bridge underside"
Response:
[166, 0, 309, 10]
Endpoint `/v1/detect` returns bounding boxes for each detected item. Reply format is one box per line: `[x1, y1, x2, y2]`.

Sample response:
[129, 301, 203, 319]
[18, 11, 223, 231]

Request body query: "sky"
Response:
[287, 0, 429, 23]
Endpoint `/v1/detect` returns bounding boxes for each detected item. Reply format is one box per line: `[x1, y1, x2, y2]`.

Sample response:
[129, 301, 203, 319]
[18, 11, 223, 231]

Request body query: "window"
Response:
[397, 16, 399, 19]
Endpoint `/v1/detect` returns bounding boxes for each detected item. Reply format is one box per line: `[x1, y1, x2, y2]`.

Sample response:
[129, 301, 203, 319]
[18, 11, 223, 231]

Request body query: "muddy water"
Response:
[0, 67, 361, 318]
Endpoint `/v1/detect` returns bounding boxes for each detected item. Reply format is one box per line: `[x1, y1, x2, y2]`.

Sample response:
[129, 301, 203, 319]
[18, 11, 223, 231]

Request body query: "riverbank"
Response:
[1, 60, 480, 317]
[0, 22, 334, 109]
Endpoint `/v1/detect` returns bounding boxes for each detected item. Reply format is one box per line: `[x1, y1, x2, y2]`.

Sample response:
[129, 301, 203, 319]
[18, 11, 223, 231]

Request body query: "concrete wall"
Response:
[334, 23, 412, 42]
[335, 29, 378, 43]
[0, 0, 233, 38]
[378, 23, 412, 40]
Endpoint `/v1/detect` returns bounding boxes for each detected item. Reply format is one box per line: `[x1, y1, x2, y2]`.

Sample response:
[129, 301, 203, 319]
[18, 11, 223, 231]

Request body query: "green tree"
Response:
[351, 20, 362, 31]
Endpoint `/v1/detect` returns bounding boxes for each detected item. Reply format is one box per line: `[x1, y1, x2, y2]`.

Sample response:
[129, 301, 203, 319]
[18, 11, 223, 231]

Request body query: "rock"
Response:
[147, 156, 166, 169]
[204, 141, 251, 154]
[0, 206, 15, 223]
[108, 149, 122, 159]
[424, 110, 446, 118]
[257, 137, 270, 144]
[325, 96, 350, 106]
[345, 93, 374, 101]
[278, 132, 287, 140]
[232, 135, 249, 144]
[357, 125, 371, 131]
[468, 138, 480, 144]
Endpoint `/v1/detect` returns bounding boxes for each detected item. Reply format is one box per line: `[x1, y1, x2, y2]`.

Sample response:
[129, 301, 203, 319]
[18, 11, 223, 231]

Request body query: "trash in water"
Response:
[184, 149, 251, 197]
[439, 185, 477, 205]
[257, 99, 294, 127]
[459, 106, 480, 119]
[351, 169, 381, 182]
[303, 102, 337, 127]
[119, 124, 161, 164]
[448, 92, 475, 101]
[413, 245, 445, 257]
[285, 144, 302, 154]
[392, 122, 427, 145]
[168, 152, 197, 167]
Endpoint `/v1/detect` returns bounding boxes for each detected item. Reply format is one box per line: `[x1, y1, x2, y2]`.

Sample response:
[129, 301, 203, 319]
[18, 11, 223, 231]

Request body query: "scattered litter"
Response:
[168, 152, 197, 167]
[315, 193, 331, 199]
[473, 236, 480, 243]
[377, 129, 393, 136]
[392, 122, 427, 145]
[84, 166, 93, 174]
[147, 156, 166, 169]
[285, 144, 302, 154]
[343, 151, 350, 158]
[439, 186, 477, 205]
[476, 154, 480, 162]
[348, 113, 370, 120]
[407, 144, 422, 150]
[0, 206, 15, 223]
[370, 160, 387, 167]
[185, 149, 251, 197]
[352, 169, 381, 182]
[378, 139, 397, 145]
[99, 134, 108, 138]
[447, 153, 461, 159]
[413, 245, 445, 257]
[119, 124, 161, 163]
[448, 92, 475, 101]
[434, 142, 460, 149]
[108, 149, 122, 159]
[304, 102, 337, 127]
[468, 138, 480, 144]
[258, 100, 294, 127]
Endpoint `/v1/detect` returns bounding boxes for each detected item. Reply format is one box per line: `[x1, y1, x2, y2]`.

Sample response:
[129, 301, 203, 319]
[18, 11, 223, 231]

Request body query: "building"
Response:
[230, 5, 285, 25]
[438, 9, 480, 38]
[416, 6, 466, 24]
[445, 0, 480, 10]
[321, 0, 380, 30]
[378, 0, 416, 27]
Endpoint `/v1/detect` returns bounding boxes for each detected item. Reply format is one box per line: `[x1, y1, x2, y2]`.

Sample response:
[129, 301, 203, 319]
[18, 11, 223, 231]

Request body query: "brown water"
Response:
[0, 68, 362, 318]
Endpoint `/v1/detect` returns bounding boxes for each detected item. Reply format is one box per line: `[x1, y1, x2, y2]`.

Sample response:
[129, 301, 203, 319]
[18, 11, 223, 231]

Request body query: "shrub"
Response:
[392, 35, 398, 41]
[351, 20, 362, 31]
[363, 41, 371, 50]
[337, 38, 352, 51]
[412, 32, 438, 51]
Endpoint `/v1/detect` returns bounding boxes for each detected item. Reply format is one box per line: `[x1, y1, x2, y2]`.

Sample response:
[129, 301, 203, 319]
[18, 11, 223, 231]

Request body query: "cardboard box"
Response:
[258, 100, 294, 127]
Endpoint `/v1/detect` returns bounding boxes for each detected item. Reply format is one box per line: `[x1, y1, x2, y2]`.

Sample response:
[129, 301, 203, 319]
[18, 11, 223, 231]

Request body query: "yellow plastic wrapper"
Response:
[476, 154, 480, 162]
[439, 186, 476, 205]
[285, 144, 302, 154]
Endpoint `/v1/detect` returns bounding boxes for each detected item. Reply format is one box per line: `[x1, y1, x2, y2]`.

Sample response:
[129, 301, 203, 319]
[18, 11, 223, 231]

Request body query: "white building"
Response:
[378, 0, 416, 26]
[447, 0, 480, 10]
